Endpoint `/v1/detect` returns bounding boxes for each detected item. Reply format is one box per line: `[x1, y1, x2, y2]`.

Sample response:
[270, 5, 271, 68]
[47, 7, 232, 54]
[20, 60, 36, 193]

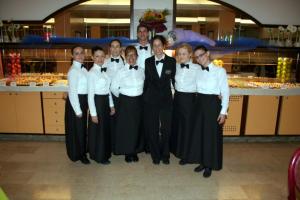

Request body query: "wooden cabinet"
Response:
[0, 92, 17, 132]
[278, 96, 300, 135]
[223, 95, 243, 136]
[0, 92, 43, 133]
[42, 92, 65, 134]
[245, 96, 279, 135]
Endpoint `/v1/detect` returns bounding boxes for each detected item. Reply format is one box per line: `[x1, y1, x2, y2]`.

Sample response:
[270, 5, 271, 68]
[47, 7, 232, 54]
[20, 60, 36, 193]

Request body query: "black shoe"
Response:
[100, 160, 111, 165]
[125, 155, 133, 163]
[194, 164, 204, 172]
[152, 159, 160, 165]
[179, 159, 187, 165]
[203, 168, 212, 178]
[162, 158, 170, 165]
[132, 155, 139, 162]
[80, 156, 91, 165]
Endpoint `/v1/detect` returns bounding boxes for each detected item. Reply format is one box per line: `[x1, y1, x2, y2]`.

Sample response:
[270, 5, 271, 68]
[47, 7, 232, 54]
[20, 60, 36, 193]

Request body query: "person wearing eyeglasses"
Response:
[144, 35, 176, 165]
[170, 43, 198, 165]
[87, 46, 115, 165]
[65, 46, 90, 164]
[111, 46, 145, 163]
[187, 45, 229, 178]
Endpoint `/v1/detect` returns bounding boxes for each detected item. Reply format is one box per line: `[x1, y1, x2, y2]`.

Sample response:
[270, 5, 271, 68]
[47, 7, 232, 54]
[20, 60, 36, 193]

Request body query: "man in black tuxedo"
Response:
[143, 35, 176, 165]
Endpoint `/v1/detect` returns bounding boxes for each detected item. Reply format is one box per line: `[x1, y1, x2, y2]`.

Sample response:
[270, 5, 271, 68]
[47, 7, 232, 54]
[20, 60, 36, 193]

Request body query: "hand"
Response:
[217, 114, 226, 125]
[76, 114, 82, 118]
[91, 116, 99, 124]
[62, 92, 68, 100]
[110, 107, 116, 116]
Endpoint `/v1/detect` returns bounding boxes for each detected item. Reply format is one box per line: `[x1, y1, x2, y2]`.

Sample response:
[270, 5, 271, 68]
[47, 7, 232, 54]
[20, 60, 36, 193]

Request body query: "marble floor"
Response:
[0, 141, 299, 200]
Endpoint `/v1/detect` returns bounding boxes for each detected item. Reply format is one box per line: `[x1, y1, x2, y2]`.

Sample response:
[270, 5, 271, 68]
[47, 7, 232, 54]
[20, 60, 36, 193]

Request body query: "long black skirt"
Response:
[187, 93, 223, 170]
[65, 94, 88, 162]
[170, 91, 196, 160]
[113, 94, 144, 155]
[88, 94, 111, 162]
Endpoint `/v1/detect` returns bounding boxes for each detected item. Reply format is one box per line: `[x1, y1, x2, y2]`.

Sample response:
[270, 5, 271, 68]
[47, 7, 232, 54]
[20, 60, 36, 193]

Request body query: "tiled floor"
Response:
[0, 141, 299, 200]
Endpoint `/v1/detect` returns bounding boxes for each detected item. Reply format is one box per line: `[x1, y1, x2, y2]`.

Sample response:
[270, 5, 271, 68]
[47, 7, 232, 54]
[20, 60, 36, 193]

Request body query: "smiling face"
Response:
[137, 26, 149, 44]
[177, 47, 191, 64]
[72, 47, 85, 63]
[92, 50, 106, 66]
[194, 49, 210, 66]
[110, 40, 121, 58]
[152, 39, 165, 58]
[125, 50, 137, 66]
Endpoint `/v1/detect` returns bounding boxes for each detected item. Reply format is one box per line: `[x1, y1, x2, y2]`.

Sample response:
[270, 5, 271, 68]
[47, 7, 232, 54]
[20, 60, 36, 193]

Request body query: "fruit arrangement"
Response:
[7, 52, 21, 76]
[213, 59, 224, 67]
[276, 57, 292, 83]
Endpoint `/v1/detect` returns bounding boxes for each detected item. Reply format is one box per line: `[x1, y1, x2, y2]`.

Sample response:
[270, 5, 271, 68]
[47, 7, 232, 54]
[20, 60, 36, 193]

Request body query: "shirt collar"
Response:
[93, 63, 102, 70]
[139, 43, 150, 48]
[111, 55, 121, 59]
[73, 60, 82, 69]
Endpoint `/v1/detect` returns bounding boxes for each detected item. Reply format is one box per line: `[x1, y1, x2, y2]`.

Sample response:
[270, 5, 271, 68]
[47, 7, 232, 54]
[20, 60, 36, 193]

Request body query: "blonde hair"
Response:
[176, 43, 193, 55]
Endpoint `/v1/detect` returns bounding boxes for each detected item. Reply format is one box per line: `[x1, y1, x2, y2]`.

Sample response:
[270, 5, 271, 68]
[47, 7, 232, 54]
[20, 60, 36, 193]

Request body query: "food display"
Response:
[0, 73, 67, 86]
[7, 52, 21, 76]
[276, 57, 292, 83]
[228, 76, 300, 89]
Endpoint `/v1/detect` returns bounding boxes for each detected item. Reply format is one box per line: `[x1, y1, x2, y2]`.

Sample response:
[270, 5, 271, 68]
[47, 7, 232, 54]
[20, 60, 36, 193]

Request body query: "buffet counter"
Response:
[1, 75, 300, 136]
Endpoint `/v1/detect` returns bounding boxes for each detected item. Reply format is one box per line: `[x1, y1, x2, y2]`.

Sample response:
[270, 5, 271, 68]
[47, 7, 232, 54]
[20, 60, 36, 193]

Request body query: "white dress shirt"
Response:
[111, 63, 145, 97]
[196, 62, 229, 115]
[88, 64, 114, 117]
[67, 60, 88, 116]
[175, 61, 198, 93]
[135, 43, 152, 69]
[155, 54, 166, 78]
[103, 56, 125, 80]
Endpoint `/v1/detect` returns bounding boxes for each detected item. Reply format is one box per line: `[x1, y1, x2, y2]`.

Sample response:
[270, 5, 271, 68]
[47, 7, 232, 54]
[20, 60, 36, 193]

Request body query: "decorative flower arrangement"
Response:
[139, 9, 169, 33]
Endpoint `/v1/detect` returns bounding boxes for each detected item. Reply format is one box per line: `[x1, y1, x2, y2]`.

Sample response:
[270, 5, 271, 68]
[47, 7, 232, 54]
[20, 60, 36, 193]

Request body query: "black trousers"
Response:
[65, 95, 88, 162]
[144, 103, 172, 161]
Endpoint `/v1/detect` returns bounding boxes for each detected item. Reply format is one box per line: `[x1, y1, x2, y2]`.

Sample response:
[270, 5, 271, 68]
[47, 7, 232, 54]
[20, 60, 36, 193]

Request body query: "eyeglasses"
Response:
[194, 51, 206, 59]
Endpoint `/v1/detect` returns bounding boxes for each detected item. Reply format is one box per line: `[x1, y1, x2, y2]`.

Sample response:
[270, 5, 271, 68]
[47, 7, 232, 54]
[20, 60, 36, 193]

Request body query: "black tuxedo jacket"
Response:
[143, 55, 176, 107]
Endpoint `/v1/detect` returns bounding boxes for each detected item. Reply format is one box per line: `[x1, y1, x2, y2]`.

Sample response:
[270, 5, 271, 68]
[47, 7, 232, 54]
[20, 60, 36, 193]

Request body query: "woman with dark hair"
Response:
[65, 46, 90, 164]
[111, 46, 145, 163]
[188, 45, 229, 178]
[87, 46, 114, 164]
[144, 35, 176, 165]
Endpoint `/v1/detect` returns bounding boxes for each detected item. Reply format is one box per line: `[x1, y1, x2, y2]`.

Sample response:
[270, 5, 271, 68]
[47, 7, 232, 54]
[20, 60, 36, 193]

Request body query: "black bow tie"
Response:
[180, 63, 189, 69]
[139, 46, 148, 50]
[101, 67, 107, 72]
[81, 64, 85, 69]
[129, 65, 138, 70]
[201, 66, 209, 71]
[156, 59, 164, 65]
[111, 58, 119, 63]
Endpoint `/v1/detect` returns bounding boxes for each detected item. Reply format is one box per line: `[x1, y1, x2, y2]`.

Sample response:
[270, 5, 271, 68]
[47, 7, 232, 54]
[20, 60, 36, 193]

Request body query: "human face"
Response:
[137, 27, 149, 44]
[110, 41, 121, 58]
[92, 50, 105, 66]
[194, 49, 210, 66]
[125, 50, 137, 66]
[72, 47, 85, 63]
[177, 48, 191, 64]
[152, 39, 165, 58]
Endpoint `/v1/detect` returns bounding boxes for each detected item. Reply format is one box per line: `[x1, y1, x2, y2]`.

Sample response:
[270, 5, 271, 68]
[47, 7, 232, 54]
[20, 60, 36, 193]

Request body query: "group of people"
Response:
[64, 24, 229, 178]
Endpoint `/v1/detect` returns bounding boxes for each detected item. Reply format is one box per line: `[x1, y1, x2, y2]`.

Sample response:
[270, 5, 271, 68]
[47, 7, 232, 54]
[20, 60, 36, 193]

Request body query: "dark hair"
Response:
[194, 45, 208, 53]
[71, 45, 83, 55]
[125, 45, 138, 57]
[91, 46, 105, 55]
[137, 24, 149, 32]
[151, 35, 167, 46]
[110, 39, 122, 47]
